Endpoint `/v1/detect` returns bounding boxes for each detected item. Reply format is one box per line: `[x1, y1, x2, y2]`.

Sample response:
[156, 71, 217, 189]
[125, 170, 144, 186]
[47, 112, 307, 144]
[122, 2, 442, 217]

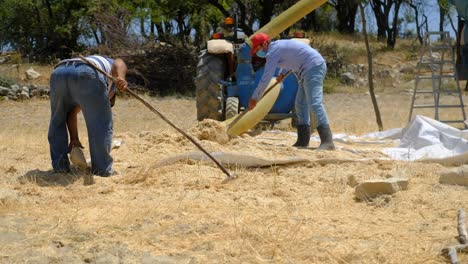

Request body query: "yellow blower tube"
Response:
[247, 0, 327, 46]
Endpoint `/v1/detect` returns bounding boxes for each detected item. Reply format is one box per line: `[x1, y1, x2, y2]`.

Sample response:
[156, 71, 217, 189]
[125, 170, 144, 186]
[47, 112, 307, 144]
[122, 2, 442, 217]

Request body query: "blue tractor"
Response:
[195, 0, 327, 125]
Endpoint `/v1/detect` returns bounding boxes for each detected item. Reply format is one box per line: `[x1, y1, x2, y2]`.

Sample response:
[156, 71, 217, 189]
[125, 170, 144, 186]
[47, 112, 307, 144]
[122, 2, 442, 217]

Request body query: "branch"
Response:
[442, 244, 468, 264]
[458, 208, 468, 244]
[207, 0, 230, 17]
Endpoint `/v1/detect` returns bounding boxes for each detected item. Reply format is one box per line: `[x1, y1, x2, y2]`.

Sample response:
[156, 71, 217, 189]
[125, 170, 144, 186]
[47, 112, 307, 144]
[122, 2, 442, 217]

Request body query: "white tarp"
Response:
[381, 115, 468, 164]
[271, 115, 468, 164]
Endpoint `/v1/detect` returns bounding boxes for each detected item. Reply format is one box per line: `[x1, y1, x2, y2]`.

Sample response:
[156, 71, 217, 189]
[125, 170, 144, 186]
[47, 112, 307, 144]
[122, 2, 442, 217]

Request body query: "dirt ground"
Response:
[0, 93, 467, 263]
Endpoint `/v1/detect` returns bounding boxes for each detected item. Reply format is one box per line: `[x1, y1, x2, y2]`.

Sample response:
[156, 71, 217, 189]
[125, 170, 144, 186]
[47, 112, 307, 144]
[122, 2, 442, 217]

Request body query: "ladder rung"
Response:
[412, 104, 464, 109]
[438, 105, 465, 108]
[416, 75, 455, 79]
[413, 105, 436, 108]
[438, 120, 466, 123]
[414, 89, 459, 94]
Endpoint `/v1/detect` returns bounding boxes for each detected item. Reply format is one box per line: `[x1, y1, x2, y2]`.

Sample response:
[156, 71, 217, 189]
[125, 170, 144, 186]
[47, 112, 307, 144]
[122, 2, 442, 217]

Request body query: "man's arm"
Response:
[111, 58, 128, 92]
[67, 106, 83, 150]
[249, 52, 280, 110]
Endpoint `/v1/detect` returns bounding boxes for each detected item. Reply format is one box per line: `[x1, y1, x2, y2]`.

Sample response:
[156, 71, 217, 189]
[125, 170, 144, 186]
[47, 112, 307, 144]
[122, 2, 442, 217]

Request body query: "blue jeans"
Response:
[48, 62, 113, 175]
[295, 62, 330, 127]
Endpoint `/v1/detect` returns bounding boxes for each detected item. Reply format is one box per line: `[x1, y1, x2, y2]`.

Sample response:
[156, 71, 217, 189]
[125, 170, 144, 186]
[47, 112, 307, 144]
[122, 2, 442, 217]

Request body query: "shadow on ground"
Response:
[17, 169, 83, 186]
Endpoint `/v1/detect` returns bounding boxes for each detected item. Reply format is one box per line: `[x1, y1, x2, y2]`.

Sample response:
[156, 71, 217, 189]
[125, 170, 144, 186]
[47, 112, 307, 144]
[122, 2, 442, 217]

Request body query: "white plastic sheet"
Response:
[382, 115, 468, 163]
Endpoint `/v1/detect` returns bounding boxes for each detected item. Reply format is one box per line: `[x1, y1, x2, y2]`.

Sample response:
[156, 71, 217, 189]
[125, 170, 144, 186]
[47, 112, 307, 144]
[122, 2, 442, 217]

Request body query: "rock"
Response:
[400, 66, 415, 74]
[18, 91, 30, 100]
[347, 175, 359, 187]
[357, 64, 365, 72]
[10, 84, 20, 93]
[31, 87, 50, 97]
[21, 86, 29, 94]
[439, 166, 468, 186]
[28, 84, 38, 90]
[354, 178, 408, 200]
[377, 69, 399, 79]
[357, 78, 368, 87]
[0, 86, 9, 96]
[0, 55, 11, 64]
[25, 68, 41, 80]
[341, 72, 356, 85]
[0, 188, 20, 205]
[385, 170, 407, 179]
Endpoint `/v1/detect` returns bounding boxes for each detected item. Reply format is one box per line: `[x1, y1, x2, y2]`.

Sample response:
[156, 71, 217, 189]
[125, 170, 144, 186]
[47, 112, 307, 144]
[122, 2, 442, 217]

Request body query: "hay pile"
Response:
[188, 119, 230, 144]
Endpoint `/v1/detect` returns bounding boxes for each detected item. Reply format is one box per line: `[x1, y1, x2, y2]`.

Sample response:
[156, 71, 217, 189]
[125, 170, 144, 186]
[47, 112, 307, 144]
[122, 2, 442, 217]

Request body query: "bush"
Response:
[0, 76, 15, 87]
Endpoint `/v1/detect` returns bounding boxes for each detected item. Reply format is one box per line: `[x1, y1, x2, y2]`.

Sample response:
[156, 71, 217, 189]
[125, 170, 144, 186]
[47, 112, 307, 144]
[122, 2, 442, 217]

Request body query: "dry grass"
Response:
[0, 94, 467, 263]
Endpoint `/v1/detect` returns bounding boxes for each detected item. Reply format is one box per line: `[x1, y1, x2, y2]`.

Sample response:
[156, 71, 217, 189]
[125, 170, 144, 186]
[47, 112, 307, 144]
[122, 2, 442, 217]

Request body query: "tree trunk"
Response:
[370, 0, 387, 41]
[233, 0, 253, 35]
[360, 3, 383, 131]
[386, 0, 402, 48]
[439, 0, 446, 33]
[140, 17, 148, 39]
[336, 0, 358, 34]
[408, 2, 423, 45]
[259, 0, 274, 28]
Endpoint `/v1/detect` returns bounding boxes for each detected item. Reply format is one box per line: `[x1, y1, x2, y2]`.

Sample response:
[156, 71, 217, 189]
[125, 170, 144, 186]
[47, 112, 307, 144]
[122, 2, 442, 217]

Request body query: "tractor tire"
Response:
[224, 97, 239, 120]
[195, 50, 225, 121]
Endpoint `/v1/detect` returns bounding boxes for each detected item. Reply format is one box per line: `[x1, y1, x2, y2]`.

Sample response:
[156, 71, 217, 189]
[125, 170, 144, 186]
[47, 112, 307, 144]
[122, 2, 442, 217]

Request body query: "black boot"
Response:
[293, 125, 310, 147]
[317, 124, 335, 150]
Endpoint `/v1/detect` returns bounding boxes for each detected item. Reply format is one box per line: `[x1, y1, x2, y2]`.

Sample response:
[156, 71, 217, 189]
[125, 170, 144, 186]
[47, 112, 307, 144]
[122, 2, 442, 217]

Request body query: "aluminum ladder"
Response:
[409, 31, 467, 127]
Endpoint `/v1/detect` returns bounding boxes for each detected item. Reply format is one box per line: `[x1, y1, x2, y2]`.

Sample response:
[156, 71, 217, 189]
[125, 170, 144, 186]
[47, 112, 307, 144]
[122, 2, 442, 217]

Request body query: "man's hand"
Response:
[115, 77, 128, 92]
[69, 139, 84, 152]
[248, 99, 257, 110]
[276, 73, 285, 83]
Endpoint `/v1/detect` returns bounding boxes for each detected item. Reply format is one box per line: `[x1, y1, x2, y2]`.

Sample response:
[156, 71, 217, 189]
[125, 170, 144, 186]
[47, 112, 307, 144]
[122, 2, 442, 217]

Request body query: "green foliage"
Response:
[0, 76, 15, 87]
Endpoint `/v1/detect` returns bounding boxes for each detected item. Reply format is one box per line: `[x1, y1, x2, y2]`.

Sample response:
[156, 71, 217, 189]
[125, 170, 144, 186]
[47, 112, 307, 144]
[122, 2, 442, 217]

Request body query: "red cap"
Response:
[250, 33, 270, 56]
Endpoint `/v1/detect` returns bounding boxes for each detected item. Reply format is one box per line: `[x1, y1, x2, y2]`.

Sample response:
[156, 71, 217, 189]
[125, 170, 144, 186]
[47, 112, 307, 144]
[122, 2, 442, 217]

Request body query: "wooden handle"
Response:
[78, 55, 234, 179]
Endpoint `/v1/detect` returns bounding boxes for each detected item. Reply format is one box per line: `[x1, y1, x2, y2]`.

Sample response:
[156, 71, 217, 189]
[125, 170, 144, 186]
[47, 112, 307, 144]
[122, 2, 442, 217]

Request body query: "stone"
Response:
[25, 68, 41, 80]
[21, 86, 29, 93]
[0, 55, 11, 64]
[347, 175, 359, 187]
[10, 84, 20, 93]
[341, 72, 356, 85]
[354, 178, 409, 200]
[31, 87, 50, 97]
[17, 91, 30, 100]
[439, 166, 468, 186]
[357, 78, 368, 87]
[0, 86, 9, 96]
[0, 188, 20, 205]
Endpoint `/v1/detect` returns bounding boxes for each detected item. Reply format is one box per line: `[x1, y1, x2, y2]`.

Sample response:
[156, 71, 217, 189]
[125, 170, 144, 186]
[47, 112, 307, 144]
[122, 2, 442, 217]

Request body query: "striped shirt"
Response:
[58, 55, 116, 94]
[252, 39, 325, 101]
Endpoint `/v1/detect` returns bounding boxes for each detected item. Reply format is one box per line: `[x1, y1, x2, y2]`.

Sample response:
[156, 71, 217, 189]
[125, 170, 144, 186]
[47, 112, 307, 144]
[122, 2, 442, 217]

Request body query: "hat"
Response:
[250, 33, 270, 56]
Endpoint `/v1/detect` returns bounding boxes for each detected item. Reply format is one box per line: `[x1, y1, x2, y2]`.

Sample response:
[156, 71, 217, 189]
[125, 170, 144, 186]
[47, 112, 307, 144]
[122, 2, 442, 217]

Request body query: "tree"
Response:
[370, 0, 404, 48]
[359, 2, 383, 131]
[329, 0, 359, 33]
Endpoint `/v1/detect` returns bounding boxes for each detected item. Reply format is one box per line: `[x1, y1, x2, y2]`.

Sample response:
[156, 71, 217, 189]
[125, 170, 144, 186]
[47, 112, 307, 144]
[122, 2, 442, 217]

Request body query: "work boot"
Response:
[317, 124, 335, 150]
[293, 125, 310, 147]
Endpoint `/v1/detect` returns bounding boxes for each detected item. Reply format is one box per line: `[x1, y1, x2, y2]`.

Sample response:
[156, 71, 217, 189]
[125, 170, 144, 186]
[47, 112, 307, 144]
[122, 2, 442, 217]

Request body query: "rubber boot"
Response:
[293, 125, 310, 147]
[317, 124, 335, 150]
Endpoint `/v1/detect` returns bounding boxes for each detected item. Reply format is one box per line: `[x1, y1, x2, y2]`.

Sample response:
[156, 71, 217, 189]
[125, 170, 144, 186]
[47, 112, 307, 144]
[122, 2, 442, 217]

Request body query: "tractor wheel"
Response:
[224, 97, 239, 120]
[195, 50, 225, 121]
